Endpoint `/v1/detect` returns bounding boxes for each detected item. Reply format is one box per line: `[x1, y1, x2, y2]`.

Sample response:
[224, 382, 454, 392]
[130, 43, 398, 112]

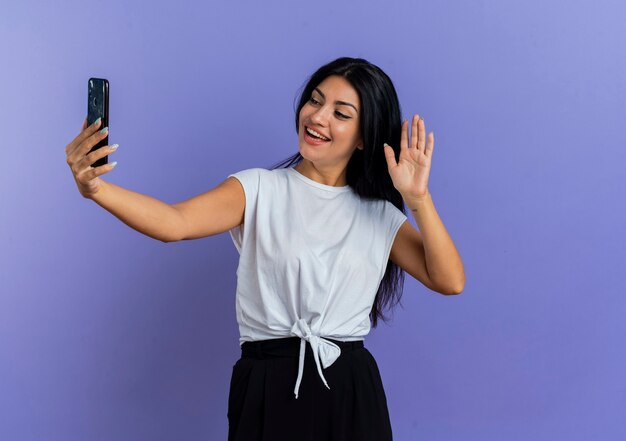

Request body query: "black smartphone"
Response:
[87, 78, 109, 168]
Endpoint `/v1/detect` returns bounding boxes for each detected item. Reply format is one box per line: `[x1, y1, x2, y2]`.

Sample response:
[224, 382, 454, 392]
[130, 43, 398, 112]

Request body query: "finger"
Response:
[418, 117, 426, 151]
[400, 119, 409, 152]
[74, 126, 109, 160]
[383, 143, 397, 169]
[67, 118, 103, 157]
[411, 114, 419, 149]
[68, 118, 90, 156]
[80, 143, 117, 170]
[78, 161, 117, 182]
[424, 132, 435, 158]
[68, 118, 102, 157]
[67, 127, 109, 171]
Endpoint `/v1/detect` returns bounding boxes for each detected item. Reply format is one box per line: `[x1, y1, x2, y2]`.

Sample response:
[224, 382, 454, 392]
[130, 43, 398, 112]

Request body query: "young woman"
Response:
[65, 56, 465, 441]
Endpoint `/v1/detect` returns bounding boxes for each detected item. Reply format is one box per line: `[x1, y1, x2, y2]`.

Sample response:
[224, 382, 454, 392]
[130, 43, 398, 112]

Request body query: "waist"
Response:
[240, 336, 364, 359]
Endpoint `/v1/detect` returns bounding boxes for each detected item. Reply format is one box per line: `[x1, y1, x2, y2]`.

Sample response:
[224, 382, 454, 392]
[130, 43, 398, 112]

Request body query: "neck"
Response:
[295, 159, 348, 187]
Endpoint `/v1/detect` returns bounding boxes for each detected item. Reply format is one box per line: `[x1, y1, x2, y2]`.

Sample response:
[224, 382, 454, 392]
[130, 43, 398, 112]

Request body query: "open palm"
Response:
[383, 114, 434, 199]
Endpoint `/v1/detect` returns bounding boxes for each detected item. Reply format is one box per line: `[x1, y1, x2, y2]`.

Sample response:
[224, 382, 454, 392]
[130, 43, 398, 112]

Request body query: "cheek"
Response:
[297, 111, 308, 130]
[299, 104, 313, 118]
[334, 125, 358, 142]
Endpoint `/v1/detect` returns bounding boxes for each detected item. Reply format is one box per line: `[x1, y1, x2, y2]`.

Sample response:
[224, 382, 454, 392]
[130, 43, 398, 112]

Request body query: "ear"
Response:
[355, 135, 364, 150]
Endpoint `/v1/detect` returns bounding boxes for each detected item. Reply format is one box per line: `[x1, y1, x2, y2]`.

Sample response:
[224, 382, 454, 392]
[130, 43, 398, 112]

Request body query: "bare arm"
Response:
[385, 115, 464, 295]
[391, 192, 465, 295]
[170, 176, 245, 241]
[91, 177, 244, 243]
[90, 179, 185, 243]
[66, 117, 244, 243]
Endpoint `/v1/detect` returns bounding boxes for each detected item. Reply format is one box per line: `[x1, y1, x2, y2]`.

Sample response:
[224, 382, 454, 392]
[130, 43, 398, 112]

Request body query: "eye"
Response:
[308, 97, 350, 119]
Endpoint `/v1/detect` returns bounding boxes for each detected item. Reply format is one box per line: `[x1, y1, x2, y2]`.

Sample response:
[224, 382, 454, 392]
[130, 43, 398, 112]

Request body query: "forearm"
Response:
[89, 179, 184, 243]
[403, 191, 465, 293]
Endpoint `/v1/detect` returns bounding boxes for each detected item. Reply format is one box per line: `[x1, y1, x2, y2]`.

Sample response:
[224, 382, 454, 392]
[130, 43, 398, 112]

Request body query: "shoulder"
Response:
[227, 167, 291, 196]
[228, 167, 285, 185]
[229, 167, 289, 179]
[228, 167, 268, 180]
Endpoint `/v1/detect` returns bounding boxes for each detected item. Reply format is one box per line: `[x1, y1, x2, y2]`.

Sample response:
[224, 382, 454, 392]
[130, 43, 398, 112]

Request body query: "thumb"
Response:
[383, 143, 397, 169]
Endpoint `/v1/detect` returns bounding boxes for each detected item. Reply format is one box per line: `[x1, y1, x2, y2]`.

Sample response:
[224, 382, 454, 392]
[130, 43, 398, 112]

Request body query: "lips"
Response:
[304, 125, 331, 141]
[303, 130, 330, 145]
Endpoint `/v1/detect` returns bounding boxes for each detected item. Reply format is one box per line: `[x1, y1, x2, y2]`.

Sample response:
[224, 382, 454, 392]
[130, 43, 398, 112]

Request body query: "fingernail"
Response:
[110, 144, 119, 151]
[109, 161, 117, 168]
[94, 117, 101, 125]
[100, 126, 108, 134]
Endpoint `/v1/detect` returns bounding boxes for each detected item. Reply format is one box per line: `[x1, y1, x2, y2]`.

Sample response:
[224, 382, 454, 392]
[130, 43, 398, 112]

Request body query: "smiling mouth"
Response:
[304, 125, 331, 141]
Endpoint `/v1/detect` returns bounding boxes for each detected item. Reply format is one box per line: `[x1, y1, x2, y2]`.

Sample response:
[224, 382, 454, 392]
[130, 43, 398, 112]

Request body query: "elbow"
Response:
[428, 265, 466, 296]
[439, 285, 463, 296]
[448, 285, 464, 295]
[447, 268, 466, 295]
[448, 276, 466, 295]
[160, 224, 186, 243]
[436, 277, 465, 296]
[428, 274, 465, 296]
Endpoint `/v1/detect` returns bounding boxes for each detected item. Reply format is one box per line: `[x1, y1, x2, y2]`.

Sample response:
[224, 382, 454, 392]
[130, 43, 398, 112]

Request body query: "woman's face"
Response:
[297, 75, 363, 169]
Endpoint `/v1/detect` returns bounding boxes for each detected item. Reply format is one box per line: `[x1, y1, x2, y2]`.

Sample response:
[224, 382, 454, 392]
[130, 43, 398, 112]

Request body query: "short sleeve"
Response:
[227, 168, 263, 254]
[380, 200, 408, 267]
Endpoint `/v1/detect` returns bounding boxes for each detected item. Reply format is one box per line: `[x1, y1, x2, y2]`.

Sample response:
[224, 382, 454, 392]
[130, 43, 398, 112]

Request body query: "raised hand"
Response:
[383, 114, 434, 201]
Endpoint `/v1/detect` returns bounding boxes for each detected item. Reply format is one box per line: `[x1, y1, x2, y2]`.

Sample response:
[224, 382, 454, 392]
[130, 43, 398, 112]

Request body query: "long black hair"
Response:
[270, 56, 406, 328]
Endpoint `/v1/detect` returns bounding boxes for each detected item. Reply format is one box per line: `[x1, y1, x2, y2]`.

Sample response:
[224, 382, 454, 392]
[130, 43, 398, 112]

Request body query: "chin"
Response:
[297, 140, 317, 160]
[297, 148, 313, 163]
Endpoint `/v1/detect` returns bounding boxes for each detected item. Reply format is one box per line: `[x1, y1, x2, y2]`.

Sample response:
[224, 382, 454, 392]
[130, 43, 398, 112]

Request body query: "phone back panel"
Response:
[87, 78, 109, 167]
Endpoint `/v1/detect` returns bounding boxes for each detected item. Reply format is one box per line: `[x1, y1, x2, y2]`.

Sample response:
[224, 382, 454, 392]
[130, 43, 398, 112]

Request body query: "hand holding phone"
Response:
[65, 117, 118, 199]
[64, 78, 118, 199]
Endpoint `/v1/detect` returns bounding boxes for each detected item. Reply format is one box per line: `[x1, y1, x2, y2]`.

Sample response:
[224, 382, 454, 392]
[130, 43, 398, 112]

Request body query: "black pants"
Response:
[227, 336, 393, 441]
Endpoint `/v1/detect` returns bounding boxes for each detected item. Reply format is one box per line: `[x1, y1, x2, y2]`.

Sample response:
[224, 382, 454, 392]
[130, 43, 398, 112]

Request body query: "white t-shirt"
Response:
[227, 166, 407, 398]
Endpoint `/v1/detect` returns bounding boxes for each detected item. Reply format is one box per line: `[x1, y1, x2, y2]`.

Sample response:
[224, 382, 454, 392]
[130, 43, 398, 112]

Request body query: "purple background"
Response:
[1, 0, 625, 439]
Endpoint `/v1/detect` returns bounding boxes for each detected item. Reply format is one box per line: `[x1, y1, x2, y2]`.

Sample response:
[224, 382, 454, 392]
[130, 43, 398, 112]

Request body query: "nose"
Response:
[308, 105, 332, 127]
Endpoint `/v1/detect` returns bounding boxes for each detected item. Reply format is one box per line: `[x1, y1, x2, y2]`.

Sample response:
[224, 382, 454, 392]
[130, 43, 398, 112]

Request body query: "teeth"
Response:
[306, 127, 330, 141]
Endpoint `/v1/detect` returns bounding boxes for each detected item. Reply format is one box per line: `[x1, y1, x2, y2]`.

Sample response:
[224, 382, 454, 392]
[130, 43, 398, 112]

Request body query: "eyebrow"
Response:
[314, 88, 358, 113]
